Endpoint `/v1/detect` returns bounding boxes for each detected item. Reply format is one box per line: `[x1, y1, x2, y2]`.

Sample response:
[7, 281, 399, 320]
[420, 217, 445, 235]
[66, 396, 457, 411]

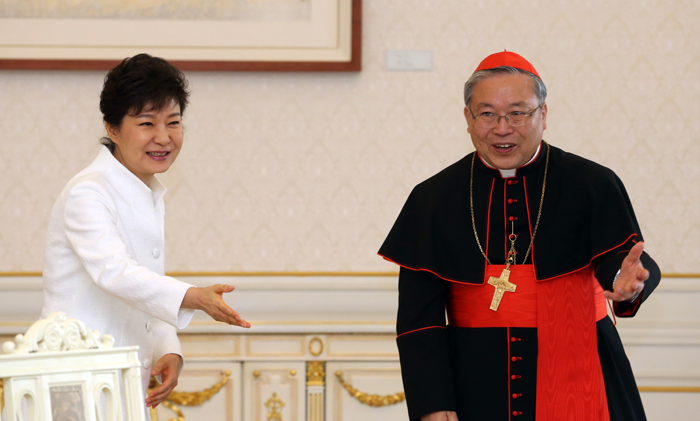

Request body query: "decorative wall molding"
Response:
[2, 272, 698, 278]
[638, 387, 700, 393]
[0, 275, 696, 338]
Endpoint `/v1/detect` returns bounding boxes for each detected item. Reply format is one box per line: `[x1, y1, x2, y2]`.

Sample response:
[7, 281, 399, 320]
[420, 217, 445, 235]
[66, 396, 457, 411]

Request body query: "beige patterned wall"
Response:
[0, 0, 698, 273]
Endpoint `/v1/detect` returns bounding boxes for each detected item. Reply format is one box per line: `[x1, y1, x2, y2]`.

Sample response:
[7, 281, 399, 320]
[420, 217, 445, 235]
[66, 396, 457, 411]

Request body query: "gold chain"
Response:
[470, 141, 549, 265]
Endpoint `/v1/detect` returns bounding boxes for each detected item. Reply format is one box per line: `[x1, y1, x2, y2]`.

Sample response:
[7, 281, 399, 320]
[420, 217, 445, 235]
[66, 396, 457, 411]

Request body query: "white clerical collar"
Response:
[479, 143, 542, 178]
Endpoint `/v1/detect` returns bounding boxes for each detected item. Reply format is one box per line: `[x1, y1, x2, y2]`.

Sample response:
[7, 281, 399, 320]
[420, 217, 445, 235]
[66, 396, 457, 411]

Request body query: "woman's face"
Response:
[107, 101, 183, 185]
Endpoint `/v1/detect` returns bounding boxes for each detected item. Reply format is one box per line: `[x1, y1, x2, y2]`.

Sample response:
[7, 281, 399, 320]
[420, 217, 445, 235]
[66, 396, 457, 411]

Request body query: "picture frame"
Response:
[0, 0, 361, 71]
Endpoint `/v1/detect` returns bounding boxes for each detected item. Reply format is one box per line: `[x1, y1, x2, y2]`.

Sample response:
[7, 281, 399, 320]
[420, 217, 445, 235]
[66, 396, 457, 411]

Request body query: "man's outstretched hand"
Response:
[603, 242, 648, 302]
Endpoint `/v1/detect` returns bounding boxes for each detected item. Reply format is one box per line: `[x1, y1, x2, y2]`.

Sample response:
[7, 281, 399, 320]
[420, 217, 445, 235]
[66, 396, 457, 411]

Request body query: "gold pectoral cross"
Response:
[488, 268, 517, 311]
[487, 225, 519, 311]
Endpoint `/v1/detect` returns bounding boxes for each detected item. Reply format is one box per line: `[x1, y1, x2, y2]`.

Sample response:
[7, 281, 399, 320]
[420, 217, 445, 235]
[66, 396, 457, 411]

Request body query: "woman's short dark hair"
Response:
[99, 53, 189, 152]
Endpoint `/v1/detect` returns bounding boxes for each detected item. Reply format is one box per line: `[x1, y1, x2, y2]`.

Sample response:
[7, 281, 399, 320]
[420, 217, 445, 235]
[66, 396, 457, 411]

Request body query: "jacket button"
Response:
[146, 321, 152, 332]
[152, 249, 161, 258]
[143, 359, 151, 370]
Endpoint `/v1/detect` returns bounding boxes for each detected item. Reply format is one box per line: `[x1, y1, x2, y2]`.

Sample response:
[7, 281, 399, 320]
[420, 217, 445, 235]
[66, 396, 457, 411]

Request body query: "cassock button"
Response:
[508, 198, 518, 204]
[143, 359, 152, 370]
[508, 216, 518, 221]
[511, 356, 522, 362]
[510, 337, 521, 342]
[152, 248, 161, 258]
[513, 411, 523, 416]
[511, 375, 521, 380]
[512, 393, 522, 399]
[508, 180, 519, 185]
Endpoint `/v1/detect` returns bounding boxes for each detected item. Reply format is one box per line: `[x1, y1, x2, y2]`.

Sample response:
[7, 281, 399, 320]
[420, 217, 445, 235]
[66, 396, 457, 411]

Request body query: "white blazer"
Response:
[41, 146, 195, 394]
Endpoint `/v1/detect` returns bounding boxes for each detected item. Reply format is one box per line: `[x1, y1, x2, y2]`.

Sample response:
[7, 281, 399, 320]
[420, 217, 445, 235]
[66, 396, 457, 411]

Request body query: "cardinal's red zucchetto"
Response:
[475, 50, 540, 78]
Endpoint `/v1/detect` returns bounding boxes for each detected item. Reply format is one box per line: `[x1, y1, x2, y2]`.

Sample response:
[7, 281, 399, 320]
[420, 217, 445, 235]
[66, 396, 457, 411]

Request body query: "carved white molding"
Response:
[1, 311, 114, 354]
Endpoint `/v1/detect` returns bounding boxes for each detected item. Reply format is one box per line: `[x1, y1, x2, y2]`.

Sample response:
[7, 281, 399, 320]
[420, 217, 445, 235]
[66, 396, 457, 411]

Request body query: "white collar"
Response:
[479, 143, 542, 179]
[94, 146, 167, 205]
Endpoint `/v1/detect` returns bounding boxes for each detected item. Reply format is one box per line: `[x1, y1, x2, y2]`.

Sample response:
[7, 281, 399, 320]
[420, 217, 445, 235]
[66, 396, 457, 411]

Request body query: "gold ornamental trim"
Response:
[335, 371, 405, 407]
[0, 378, 4, 414]
[308, 337, 324, 356]
[0, 271, 399, 277]
[166, 370, 231, 406]
[167, 271, 399, 277]
[638, 386, 700, 393]
[0, 272, 42, 277]
[307, 361, 325, 386]
[149, 370, 231, 421]
[162, 402, 184, 421]
[1, 271, 697, 277]
[265, 392, 285, 421]
[190, 320, 393, 326]
[151, 402, 185, 421]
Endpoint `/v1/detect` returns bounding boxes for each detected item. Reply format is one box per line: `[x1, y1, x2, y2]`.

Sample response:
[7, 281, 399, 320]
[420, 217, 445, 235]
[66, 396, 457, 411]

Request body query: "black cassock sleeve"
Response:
[396, 267, 456, 420]
[594, 240, 661, 317]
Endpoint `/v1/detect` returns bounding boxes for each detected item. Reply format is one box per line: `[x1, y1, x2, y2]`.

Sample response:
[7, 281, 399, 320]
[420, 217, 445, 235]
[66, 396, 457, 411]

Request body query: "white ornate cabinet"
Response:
[140, 276, 410, 421]
[151, 334, 408, 421]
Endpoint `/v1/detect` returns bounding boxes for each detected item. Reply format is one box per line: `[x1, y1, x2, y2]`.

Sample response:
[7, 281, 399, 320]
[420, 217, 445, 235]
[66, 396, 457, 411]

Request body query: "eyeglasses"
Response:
[468, 104, 543, 129]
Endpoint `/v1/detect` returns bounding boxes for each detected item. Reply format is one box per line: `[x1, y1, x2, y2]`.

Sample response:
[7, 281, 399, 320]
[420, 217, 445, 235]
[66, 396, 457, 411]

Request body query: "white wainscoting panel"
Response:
[326, 361, 407, 421]
[0, 274, 697, 420]
[151, 362, 242, 421]
[243, 361, 307, 421]
[641, 392, 700, 421]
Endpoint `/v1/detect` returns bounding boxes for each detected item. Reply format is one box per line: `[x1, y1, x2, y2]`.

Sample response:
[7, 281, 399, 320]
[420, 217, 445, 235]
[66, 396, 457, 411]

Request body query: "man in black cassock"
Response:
[378, 51, 660, 421]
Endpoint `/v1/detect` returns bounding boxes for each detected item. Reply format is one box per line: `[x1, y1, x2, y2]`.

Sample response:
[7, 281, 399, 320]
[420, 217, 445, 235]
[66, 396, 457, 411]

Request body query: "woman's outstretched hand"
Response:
[181, 284, 251, 328]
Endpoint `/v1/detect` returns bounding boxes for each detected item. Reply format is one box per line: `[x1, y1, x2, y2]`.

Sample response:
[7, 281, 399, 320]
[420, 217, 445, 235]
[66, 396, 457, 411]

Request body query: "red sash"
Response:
[448, 265, 610, 421]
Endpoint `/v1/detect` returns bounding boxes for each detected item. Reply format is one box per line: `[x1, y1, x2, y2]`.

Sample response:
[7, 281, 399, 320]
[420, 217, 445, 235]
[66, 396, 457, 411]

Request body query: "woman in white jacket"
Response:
[41, 54, 250, 412]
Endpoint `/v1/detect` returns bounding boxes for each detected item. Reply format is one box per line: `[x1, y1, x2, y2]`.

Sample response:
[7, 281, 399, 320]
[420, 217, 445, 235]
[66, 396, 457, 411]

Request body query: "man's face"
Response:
[465, 73, 547, 170]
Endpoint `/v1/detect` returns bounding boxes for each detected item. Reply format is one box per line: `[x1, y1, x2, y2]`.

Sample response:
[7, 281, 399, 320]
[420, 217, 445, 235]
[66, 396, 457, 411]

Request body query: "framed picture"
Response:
[0, 0, 361, 71]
